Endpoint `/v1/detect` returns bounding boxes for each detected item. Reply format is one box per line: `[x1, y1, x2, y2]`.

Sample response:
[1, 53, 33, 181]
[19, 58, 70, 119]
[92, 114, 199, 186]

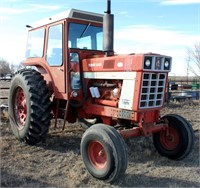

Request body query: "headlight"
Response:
[144, 57, 152, 69]
[164, 58, 171, 70]
[164, 60, 169, 68]
[145, 59, 151, 67]
[71, 91, 78, 97]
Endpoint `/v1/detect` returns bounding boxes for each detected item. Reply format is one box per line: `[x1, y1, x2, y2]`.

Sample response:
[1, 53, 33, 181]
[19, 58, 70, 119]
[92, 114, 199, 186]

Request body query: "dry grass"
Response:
[0, 81, 200, 187]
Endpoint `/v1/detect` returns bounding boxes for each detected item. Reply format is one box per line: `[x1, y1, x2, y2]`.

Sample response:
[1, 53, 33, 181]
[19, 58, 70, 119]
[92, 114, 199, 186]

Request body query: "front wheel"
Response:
[81, 124, 128, 183]
[153, 114, 195, 160]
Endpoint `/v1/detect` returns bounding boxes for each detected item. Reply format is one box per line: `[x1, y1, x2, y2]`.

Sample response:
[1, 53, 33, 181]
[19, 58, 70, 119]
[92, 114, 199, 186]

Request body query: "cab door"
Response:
[46, 22, 65, 94]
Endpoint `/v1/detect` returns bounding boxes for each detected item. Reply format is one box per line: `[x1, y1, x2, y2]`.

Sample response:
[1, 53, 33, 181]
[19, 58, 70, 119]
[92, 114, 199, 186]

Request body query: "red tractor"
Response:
[9, 0, 194, 182]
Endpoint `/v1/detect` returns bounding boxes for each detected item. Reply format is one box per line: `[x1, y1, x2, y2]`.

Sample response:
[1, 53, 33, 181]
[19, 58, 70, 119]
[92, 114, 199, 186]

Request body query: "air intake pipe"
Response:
[103, 0, 114, 56]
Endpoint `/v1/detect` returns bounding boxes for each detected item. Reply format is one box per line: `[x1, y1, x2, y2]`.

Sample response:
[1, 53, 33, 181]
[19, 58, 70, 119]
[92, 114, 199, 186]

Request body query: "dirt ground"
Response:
[0, 80, 200, 187]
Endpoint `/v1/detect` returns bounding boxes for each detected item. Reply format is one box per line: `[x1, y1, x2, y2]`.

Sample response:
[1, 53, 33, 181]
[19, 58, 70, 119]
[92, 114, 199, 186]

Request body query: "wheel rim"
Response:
[14, 87, 27, 129]
[160, 126, 180, 150]
[88, 141, 107, 169]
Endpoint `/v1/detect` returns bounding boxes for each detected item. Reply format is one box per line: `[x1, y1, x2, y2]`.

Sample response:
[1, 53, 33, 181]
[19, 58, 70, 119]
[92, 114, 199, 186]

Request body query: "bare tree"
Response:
[16, 61, 25, 71]
[186, 43, 200, 78]
[0, 59, 12, 77]
[10, 63, 16, 74]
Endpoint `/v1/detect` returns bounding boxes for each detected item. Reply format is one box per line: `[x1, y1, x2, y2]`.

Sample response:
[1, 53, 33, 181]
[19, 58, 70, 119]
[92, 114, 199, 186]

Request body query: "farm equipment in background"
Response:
[8, 0, 194, 182]
[0, 74, 13, 81]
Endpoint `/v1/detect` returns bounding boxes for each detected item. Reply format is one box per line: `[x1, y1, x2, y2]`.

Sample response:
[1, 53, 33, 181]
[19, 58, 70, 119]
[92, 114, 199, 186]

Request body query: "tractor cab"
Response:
[24, 9, 105, 99]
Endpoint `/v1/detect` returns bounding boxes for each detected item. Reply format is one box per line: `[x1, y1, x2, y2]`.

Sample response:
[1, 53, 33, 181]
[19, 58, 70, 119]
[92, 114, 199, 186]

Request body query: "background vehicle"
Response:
[8, 0, 194, 182]
[0, 74, 12, 81]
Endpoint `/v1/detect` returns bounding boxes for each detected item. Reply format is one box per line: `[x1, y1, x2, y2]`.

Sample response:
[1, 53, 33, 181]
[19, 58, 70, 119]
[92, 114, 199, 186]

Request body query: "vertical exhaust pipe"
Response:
[103, 0, 114, 56]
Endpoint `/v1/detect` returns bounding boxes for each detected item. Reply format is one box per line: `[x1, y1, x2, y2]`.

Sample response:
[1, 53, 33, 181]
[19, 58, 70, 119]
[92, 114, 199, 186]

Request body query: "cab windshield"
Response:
[68, 22, 103, 51]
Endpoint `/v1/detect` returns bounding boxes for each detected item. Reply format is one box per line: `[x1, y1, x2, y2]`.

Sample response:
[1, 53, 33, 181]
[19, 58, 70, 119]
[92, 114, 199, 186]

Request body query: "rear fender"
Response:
[23, 60, 54, 92]
[36, 66, 54, 91]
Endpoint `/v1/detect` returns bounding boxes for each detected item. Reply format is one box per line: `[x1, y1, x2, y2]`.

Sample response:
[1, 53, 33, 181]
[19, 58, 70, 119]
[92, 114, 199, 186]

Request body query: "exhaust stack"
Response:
[103, 0, 114, 56]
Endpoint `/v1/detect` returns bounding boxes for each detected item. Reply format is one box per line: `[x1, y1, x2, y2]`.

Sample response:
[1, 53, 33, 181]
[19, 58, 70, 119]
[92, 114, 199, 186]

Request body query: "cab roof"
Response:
[30, 9, 103, 29]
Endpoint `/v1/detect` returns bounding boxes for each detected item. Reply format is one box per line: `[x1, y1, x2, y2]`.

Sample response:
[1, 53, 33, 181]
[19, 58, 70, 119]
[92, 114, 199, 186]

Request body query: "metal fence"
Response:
[0, 86, 9, 100]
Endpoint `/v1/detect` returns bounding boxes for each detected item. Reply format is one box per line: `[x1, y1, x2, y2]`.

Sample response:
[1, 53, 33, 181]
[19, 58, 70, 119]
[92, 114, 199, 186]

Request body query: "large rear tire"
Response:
[8, 69, 51, 145]
[153, 114, 194, 160]
[81, 124, 128, 183]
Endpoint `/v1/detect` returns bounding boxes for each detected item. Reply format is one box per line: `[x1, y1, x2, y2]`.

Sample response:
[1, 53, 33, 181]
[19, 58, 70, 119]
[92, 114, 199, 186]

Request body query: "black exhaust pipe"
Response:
[103, 0, 114, 56]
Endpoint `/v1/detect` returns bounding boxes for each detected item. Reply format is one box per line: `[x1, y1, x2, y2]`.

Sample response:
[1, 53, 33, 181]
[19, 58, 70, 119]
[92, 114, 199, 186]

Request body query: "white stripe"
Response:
[83, 72, 136, 80]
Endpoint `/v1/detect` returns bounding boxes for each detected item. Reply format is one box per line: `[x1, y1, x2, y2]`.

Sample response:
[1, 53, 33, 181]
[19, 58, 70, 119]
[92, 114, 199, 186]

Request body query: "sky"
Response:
[0, 0, 199, 76]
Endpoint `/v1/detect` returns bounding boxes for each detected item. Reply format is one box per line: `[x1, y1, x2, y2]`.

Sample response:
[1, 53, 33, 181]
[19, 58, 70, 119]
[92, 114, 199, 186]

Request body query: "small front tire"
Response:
[81, 124, 128, 182]
[153, 114, 195, 160]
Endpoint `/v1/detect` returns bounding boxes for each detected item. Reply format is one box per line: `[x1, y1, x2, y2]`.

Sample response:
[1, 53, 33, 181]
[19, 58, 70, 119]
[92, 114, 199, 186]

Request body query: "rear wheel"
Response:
[8, 69, 51, 145]
[153, 114, 194, 160]
[81, 124, 127, 182]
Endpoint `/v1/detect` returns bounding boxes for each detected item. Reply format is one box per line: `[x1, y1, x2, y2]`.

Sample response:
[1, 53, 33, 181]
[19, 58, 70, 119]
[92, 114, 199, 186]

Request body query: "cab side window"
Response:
[26, 28, 45, 58]
[70, 52, 81, 90]
[46, 24, 63, 66]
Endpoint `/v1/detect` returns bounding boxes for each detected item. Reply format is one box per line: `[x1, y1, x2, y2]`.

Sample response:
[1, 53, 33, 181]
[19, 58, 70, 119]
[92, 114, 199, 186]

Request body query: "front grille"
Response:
[139, 73, 166, 109]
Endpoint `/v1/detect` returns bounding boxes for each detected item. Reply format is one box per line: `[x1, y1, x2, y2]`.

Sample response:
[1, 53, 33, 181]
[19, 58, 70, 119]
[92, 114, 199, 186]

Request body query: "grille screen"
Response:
[139, 73, 166, 108]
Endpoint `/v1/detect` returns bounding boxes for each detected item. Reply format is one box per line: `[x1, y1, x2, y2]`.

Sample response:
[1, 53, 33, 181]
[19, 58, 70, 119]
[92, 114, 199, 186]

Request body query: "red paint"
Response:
[160, 126, 180, 150]
[88, 141, 107, 169]
[23, 11, 172, 138]
[15, 87, 27, 128]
